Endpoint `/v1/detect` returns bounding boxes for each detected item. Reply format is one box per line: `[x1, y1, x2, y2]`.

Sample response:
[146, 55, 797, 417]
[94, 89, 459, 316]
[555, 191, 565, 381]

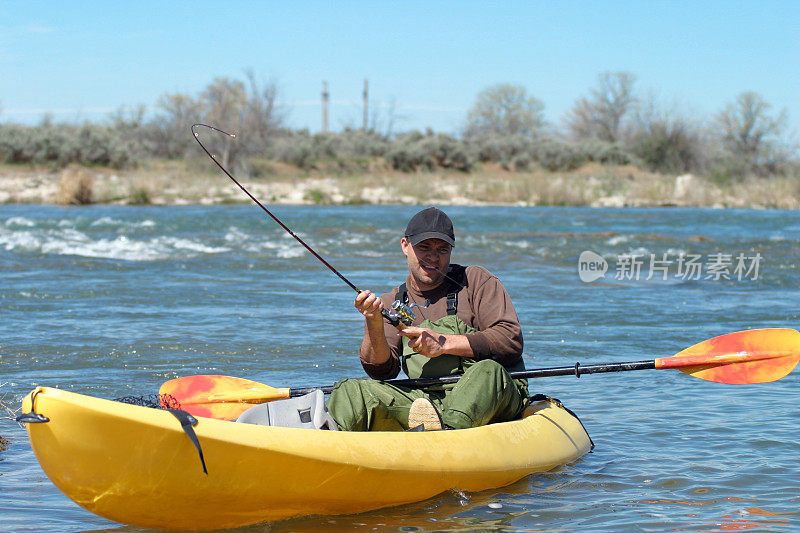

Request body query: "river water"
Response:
[1, 204, 798, 532]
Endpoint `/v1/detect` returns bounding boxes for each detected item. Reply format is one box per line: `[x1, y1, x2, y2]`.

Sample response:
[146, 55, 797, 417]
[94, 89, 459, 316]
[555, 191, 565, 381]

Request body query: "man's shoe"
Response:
[407, 398, 443, 431]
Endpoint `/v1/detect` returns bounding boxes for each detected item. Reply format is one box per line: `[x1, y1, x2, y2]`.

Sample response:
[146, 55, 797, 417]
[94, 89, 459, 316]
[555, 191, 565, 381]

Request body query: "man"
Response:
[326, 207, 528, 431]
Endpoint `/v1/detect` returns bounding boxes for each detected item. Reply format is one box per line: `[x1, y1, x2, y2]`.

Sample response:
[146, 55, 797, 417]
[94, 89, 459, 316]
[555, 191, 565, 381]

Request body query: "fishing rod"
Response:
[192, 124, 360, 292]
[191, 123, 423, 326]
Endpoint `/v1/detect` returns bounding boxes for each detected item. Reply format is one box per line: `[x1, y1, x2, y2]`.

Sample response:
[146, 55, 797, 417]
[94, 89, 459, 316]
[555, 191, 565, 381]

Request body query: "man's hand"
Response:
[401, 327, 476, 358]
[354, 290, 384, 322]
[400, 327, 448, 358]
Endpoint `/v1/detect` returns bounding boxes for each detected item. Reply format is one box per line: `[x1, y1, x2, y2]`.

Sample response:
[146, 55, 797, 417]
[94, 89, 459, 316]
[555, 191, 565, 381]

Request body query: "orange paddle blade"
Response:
[655, 328, 800, 384]
[159, 375, 290, 420]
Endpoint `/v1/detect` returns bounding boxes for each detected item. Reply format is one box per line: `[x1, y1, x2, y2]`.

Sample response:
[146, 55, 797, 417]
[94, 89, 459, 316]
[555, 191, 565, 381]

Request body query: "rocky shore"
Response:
[1, 162, 798, 209]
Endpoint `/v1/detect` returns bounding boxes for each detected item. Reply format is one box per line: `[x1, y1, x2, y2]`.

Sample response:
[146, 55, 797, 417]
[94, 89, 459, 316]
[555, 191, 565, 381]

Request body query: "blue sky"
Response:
[1, 0, 798, 136]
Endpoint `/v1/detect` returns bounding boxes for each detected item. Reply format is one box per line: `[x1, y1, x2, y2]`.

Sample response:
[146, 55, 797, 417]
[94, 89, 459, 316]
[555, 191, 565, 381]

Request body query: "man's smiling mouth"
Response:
[420, 262, 440, 273]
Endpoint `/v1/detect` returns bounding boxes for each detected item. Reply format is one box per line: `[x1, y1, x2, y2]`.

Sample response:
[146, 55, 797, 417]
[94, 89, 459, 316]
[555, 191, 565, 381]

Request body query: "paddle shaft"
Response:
[161, 329, 800, 418]
[288, 359, 657, 397]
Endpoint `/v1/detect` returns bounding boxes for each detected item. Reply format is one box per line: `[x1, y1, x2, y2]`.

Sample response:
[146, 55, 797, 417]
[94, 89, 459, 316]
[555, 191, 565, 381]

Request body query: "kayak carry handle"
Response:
[16, 412, 50, 424]
[17, 388, 50, 424]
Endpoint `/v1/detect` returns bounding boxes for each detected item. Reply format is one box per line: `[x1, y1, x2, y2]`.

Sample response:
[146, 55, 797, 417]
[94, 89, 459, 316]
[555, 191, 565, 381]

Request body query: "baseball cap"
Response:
[404, 207, 455, 247]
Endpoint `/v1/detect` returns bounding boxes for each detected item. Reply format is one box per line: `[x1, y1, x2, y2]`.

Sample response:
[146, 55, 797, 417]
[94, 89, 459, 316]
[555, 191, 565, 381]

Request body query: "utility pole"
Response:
[322, 81, 329, 133]
[362, 78, 368, 131]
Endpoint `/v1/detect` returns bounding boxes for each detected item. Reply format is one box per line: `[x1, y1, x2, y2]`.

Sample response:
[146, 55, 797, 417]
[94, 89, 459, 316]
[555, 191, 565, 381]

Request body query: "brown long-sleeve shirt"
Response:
[361, 265, 523, 379]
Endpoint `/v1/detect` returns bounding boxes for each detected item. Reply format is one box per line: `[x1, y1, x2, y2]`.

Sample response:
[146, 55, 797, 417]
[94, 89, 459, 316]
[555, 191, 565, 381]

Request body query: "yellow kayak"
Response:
[22, 387, 592, 531]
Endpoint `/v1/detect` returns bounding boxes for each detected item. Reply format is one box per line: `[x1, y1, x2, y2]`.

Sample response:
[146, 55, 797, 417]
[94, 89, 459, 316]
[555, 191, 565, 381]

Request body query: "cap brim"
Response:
[406, 231, 455, 247]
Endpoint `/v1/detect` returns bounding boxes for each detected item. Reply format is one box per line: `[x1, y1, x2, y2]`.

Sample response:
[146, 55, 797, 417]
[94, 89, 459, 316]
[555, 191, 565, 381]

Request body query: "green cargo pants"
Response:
[326, 359, 528, 431]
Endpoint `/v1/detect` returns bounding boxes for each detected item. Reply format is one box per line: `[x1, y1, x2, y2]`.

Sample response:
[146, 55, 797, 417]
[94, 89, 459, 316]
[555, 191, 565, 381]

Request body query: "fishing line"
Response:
[191, 123, 360, 292]
[191, 123, 463, 324]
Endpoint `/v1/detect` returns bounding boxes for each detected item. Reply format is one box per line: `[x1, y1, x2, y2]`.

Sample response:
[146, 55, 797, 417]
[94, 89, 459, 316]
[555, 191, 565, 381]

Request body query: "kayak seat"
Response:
[235, 389, 338, 430]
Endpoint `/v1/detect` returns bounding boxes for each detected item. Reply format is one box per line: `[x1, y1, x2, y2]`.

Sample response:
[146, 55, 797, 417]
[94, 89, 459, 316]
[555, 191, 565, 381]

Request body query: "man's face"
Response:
[401, 237, 452, 290]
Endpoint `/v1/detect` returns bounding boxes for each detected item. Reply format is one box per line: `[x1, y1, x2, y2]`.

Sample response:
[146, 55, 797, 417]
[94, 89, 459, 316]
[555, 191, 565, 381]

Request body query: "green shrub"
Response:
[344, 196, 370, 205]
[128, 187, 152, 205]
[0, 123, 136, 169]
[705, 154, 749, 186]
[533, 139, 587, 171]
[629, 123, 700, 174]
[466, 133, 534, 165]
[511, 153, 532, 171]
[268, 129, 390, 170]
[340, 129, 389, 157]
[386, 143, 435, 172]
[577, 139, 635, 165]
[270, 132, 315, 169]
[303, 188, 328, 204]
[387, 131, 471, 172]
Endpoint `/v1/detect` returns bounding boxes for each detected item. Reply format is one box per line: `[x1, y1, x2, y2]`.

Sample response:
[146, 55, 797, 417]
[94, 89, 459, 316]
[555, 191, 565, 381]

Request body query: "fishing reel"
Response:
[383, 300, 426, 327]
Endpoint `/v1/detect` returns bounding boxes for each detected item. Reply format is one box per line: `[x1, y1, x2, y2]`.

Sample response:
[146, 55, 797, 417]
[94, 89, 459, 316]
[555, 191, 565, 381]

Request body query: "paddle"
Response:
[160, 328, 800, 420]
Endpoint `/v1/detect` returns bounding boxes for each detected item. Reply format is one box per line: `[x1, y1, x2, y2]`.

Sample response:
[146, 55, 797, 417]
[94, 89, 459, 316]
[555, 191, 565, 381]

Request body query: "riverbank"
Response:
[1, 161, 798, 209]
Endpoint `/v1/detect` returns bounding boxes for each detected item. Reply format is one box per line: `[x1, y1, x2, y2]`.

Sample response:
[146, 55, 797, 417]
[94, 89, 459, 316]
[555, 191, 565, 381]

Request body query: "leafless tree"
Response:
[565, 71, 637, 142]
[152, 92, 203, 158]
[200, 77, 249, 168]
[150, 72, 284, 167]
[628, 92, 707, 174]
[368, 96, 407, 138]
[242, 69, 285, 151]
[464, 84, 546, 138]
[715, 91, 793, 173]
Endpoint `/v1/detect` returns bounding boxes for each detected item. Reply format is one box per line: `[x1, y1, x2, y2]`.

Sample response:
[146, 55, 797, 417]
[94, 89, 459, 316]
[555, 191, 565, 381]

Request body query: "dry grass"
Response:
[0, 382, 18, 451]
[0, 383, 18, 419]
[2, 159, 799, 208]
[56, 166, 94, 205]
[727, 175, 800, 209]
